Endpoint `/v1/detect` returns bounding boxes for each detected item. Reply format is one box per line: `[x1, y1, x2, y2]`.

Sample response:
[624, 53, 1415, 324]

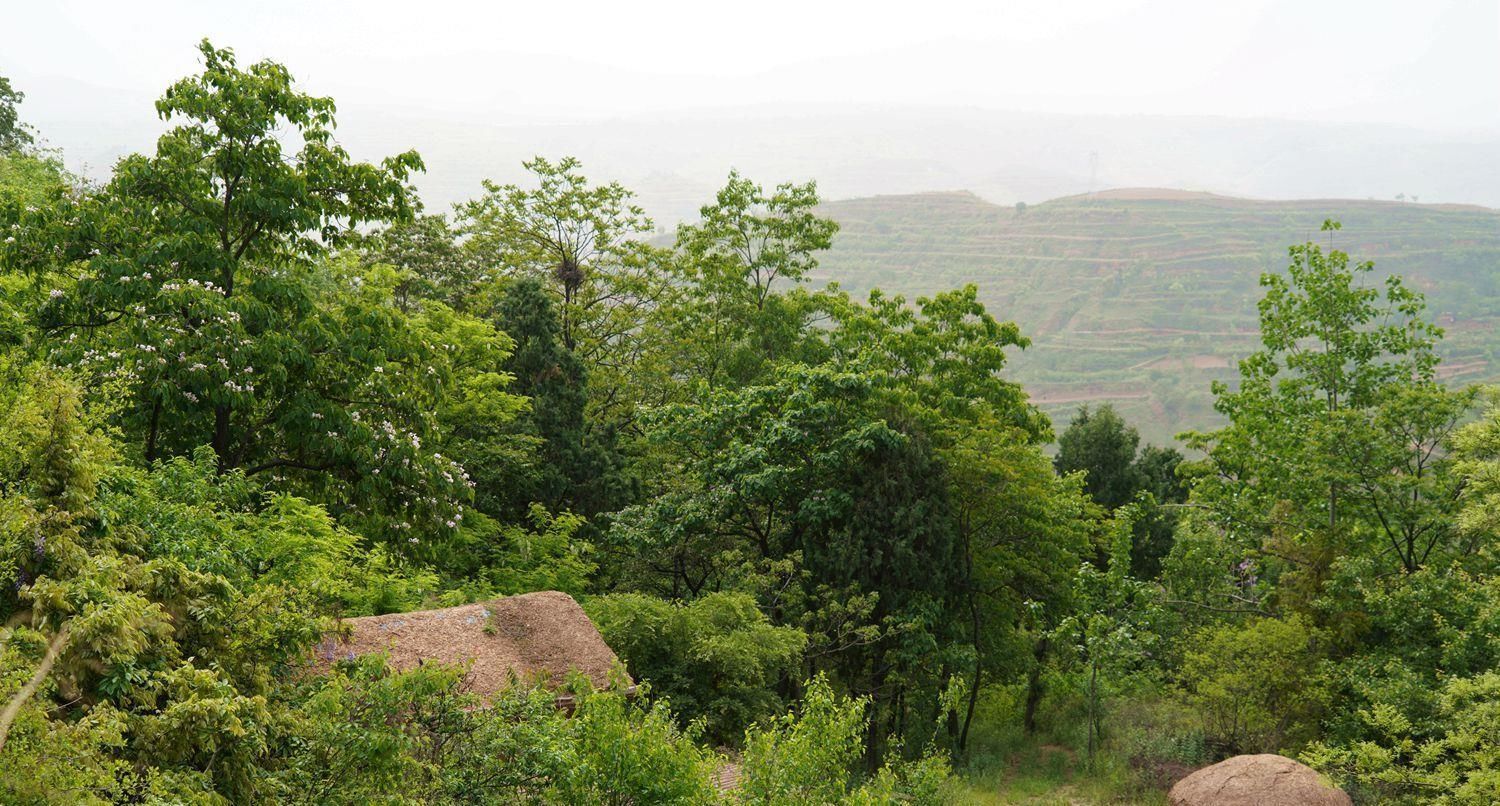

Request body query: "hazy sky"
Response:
[5, 0, 1499, 132]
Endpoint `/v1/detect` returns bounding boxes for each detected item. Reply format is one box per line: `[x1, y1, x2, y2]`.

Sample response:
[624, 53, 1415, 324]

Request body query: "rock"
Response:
[310, 591, 628, 699]
[1168, 754, 1352, 806]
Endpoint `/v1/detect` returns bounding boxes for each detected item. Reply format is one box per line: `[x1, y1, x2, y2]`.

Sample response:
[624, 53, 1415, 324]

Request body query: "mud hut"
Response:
[313, 590, 628, 703]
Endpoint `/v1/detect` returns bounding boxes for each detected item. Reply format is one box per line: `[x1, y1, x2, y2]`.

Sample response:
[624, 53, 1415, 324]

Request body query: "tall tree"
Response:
[458, 157, 668, 424]
[665, 172, 839, 390]
[1, 41, 492, 552]
[1055, 404, 1142, 510]
[944, 413, 1091, 751]
[1055, 405, 1185, 578]
[1185, 222, 1475, 608]
[1053, 504, 1163, 763]
[492, 276, 623, 518]
[0, 74, 31, 153]
[824, 284, 1049, 441]
[609, 364, 963, 763]
[362, 214, 484, 313]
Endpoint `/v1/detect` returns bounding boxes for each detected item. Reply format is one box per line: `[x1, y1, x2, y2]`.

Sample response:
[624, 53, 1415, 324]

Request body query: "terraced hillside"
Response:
[814, 189, 1500, 445]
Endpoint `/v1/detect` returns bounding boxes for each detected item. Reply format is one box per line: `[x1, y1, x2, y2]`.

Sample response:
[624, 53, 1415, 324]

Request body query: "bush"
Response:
[737, 675, 953, 805]
[1179, 615, 1328, 755]
[554, 693, 719, 806]
[585, 592, 806, 746]
[273, 655, 718, 805]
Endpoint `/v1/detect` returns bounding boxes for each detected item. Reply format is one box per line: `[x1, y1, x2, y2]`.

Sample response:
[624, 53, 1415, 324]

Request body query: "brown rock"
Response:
[311, 591, 628, 698]
[1169, 754, 1351, 806]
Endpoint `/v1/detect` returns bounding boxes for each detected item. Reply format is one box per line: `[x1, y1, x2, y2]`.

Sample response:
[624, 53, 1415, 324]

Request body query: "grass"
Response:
[949, 683, 1205, 804]
[952, 738, 1173, 805]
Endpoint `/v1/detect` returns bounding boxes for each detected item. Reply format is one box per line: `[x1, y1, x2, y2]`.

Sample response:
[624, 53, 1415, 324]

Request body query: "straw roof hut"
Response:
[313, 590, 627, 701]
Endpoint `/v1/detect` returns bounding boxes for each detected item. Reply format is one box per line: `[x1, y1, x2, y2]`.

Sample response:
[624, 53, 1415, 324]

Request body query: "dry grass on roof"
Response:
[312, 590, 626, 697]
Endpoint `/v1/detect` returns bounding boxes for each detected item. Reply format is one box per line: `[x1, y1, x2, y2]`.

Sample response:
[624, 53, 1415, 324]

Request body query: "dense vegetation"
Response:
[816, 189, 1500, 445]
[1, 43, 1498, 805]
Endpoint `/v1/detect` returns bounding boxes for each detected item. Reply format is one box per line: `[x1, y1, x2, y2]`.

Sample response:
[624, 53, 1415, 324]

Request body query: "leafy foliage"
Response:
[4, 35, 1494, 806]
[0, 75, 30, 153]
[1179, 615, 1329, 754]
[586, 591, 807, 746]
[737, 675, 952, 805]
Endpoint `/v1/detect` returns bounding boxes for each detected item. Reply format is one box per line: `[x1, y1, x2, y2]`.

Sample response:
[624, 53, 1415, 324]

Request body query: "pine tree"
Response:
[496, 277, 623, 517]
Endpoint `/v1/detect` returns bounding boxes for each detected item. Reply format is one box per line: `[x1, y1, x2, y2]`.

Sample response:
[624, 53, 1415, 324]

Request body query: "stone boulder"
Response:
[1169, 754, 1351, 806]
[311, 591, 628, 698]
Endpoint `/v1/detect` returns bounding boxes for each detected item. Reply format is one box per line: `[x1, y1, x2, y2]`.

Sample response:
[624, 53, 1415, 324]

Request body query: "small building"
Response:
[313, 590, 629, 703]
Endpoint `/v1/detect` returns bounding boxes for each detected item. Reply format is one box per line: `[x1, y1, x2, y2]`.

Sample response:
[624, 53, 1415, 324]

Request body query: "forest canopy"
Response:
[1, 42, 1497, 805]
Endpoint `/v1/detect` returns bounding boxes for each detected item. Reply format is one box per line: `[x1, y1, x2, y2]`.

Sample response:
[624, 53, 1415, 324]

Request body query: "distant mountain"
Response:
[14, 80, 1500, 221]
[322, 106, 1500, 221]
[813, 189, 1500, 445]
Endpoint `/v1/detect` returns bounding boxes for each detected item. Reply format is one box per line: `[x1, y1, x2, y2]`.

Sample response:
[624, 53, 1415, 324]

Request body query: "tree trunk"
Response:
[959, 518, 982, 752]
[212, 404, 232, 473]
[864, 686, 883, 773]
[960, 660, 981, 753]
[0, 626, 68, 753]
[144, 398, 162, 466]
[1023, 635, 1049, 735]
[1086, 659, 1099, 763]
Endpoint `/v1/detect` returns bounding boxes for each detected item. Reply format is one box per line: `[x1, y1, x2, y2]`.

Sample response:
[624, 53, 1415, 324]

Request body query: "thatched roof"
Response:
[313, 591, 626, 697]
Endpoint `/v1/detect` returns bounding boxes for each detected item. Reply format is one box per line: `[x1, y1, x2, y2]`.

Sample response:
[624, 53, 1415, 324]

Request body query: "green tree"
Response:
[1179, 615, 1329, 755]
[361, 214, 484, 313]
[664, 171, 839, 390]
[458, 157, 668, 425]
[1052, 504, 1163, 764]
[0, 75, 31, 153]
[824, 285, 1047, 440]
[0, 367, 312, 801]
[609, 364, 962, 763]
[1305, 670, 1500, 805]
[494, 276, 624, 518]
[1055, 404, 1142, 510]
[0, 150, 76, 357]
[943, 412, 1092, 750]
[1453, 388, 1500, 544]
[1136, 444, 1186, 507]
[737, 675, 953, 805]
[0, 42, 507, 552]
[1184, 223, 1475, 610]
[1055, 405, 1184, 578]
[585, 591, 807, 746]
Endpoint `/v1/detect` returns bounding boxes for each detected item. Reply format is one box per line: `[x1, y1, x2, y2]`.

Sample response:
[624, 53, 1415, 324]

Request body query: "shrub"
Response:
[585, 592, 806, 746]
[554, 693, 719, 806]
[1305, 671, 1500, 805]
[737, 675, 953, 805]
[1179, 615, 1328, 755]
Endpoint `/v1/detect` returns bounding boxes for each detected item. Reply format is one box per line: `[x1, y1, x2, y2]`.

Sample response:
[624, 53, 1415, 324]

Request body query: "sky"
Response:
[4, 0, 1499, 131]
[3, 1, 1499, 213]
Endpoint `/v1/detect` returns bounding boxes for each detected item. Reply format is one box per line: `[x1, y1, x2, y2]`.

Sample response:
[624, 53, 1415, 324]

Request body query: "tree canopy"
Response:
[0, 40, 1493, 806]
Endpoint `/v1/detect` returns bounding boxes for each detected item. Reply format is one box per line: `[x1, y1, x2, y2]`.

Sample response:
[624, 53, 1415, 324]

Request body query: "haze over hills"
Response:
[813, 188, 1500, 445]
[12, 79, 1500, 222]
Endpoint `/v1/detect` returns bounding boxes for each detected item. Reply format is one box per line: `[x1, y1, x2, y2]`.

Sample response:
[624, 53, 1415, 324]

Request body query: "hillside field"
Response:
[815, 189, 1500, 445]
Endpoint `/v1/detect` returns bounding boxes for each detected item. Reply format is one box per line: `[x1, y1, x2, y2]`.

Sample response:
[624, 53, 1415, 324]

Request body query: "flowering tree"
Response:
[0, 41, 497, 552]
